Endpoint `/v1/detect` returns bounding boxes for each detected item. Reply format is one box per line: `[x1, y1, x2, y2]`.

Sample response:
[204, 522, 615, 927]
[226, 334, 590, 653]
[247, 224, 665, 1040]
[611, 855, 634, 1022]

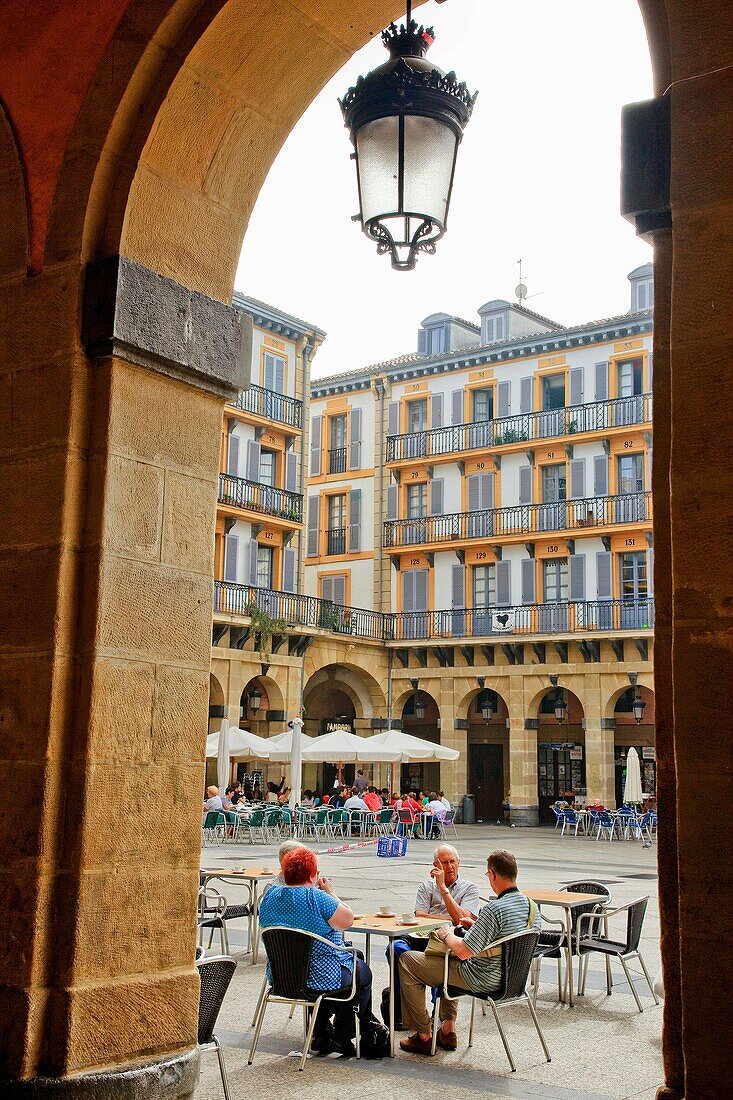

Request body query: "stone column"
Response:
[439, 718, 467, 804]
[0, 257, 249, 1092]
[508, 683, 538, 826]
[583, 681, 615, 807]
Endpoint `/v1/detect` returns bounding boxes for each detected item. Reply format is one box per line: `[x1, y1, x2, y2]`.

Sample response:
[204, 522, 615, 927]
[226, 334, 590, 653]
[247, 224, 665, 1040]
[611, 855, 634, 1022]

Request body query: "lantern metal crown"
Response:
[339, 7, 477, 271]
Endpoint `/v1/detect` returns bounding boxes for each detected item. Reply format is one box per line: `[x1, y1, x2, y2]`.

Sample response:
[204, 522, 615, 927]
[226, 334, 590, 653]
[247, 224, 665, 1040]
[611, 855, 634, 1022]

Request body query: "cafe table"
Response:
[348, 913, 443, 1055]
[200, 866, 277, 964]
[524, 888, 608, 1007]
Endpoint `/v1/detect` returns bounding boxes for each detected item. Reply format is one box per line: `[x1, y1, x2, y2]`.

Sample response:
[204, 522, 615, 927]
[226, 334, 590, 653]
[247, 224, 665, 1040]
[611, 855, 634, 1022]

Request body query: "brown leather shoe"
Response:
[436, 1027, 458, 1051]
[399, 1033, 434, 1056]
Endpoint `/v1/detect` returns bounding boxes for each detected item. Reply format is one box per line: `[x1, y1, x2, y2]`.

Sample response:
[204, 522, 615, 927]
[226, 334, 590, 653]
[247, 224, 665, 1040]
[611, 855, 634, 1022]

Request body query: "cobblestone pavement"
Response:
[197, 824, 662, 1100]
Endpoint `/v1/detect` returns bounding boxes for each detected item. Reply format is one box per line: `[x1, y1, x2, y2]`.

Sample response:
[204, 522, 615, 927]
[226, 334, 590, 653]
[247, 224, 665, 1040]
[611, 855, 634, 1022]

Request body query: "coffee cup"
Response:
[379, 904, 391, 915]
[402, 912, 414, 923]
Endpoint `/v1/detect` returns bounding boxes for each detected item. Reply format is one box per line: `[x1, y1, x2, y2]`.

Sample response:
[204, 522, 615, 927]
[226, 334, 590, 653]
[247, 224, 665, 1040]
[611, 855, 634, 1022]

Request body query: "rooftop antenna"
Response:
[515, 258, 528, 306]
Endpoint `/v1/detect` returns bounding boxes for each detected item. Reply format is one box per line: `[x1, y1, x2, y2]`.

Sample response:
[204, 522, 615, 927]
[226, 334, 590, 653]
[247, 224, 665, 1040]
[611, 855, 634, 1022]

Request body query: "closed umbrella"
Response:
[289, 717, 304, 810]
[216, 718, 230, 791]
[623, 746, 643, 805]
[368, 728, 460, 762]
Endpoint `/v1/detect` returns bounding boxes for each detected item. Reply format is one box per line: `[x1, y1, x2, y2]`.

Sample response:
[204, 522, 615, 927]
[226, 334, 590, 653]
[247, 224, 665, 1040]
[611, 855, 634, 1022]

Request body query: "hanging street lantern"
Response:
[632, 689, 647, 724]
[414, 697, 427, 721]
[553, 691, 567, 724]
[339, 3, 477, 271]
[248, 684, 263, 714]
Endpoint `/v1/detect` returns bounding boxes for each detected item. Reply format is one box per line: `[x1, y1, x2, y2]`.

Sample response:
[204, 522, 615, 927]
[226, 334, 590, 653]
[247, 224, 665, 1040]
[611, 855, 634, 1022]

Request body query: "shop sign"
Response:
[569, 747, 583, 761]
[642, 747, 655, 760]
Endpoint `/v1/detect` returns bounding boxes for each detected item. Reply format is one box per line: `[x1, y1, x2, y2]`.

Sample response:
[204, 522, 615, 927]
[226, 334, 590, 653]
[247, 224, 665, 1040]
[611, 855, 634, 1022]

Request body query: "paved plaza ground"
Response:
[197, 825, 662, 1100]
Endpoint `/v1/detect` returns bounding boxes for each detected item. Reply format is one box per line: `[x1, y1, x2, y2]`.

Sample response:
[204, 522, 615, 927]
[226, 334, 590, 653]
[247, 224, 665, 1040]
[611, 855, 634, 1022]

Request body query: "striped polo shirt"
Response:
[459, 887, 541, 994]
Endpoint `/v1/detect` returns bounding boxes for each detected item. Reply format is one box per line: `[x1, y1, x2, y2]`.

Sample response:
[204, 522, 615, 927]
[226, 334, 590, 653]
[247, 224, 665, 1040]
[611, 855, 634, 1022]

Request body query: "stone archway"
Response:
[460, 686, 510, 823]
[608, 684, 657, 806]
[529, 687, 586, 822]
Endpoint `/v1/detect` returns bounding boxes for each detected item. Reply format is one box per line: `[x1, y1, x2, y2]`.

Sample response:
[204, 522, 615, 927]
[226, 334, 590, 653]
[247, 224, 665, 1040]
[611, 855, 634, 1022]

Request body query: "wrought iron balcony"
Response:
[218, 473, 303, 522]
[384, 492, 652, 548]
[230, 384, 303, 429]
[386, 393, 653, 463]
[328, 447, 347, 474]
[213, 582, 385, 641]
[391, 599, 655, 641]
[326, 527, 347, 555]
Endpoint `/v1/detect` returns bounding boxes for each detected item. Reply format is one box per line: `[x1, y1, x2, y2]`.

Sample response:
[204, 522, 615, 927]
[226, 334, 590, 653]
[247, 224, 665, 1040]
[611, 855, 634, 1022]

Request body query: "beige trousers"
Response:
[398, 950, 472, 1034]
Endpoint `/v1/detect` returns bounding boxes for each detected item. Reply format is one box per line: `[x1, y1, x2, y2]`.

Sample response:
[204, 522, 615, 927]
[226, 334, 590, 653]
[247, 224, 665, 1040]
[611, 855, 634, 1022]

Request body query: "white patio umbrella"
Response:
[216, 718, 231, 791]
[623, 746, 643, 805]
[289, 717, 304, 810]
[368, 728, 460, 762]
[206, 725, 273, 762]
[297, 728, 401, 764]
[265, 729, 316, 758]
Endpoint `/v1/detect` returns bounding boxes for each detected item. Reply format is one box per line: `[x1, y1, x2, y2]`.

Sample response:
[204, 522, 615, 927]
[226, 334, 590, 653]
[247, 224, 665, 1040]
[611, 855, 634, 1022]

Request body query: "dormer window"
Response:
[634, 279, 654, 311]
[426, 327, 445, 355]
[482, 313, 505, 344]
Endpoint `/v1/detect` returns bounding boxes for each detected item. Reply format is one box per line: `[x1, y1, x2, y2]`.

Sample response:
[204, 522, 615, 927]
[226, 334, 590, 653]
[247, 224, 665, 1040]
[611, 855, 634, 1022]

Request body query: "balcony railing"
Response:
[218, 474, 303, 522]
[384, 492, 652, 548]
[329, 447, 347, 474]
[386, 394, 653, 462]
[230, 384, 303, 429]
[391, 599, 655, 641]
[326, 527, 347, 555]
[213, 582, 385, 640]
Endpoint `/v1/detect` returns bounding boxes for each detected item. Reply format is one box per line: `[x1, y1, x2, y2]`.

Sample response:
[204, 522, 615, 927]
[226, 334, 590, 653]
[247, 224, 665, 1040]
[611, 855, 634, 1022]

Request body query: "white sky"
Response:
[236, 0, 653, 379]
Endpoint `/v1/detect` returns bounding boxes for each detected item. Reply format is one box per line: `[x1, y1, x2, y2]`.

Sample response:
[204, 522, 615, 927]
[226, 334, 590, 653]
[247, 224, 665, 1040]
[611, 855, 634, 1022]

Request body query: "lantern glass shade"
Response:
[414, 698, 427, 720]
[554, 694, 567, 723]
[249, 686, 262, 713]
[632, 693, 646, 723]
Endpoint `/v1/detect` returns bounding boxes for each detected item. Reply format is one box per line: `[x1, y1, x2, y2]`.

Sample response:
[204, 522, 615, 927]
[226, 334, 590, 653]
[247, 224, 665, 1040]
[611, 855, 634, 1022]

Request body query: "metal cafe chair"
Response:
[531, 881, 612, 1005]
[197, 954, 237, 1099]
[431, 928, 551, 1069]
[576, 896, 659, 1013]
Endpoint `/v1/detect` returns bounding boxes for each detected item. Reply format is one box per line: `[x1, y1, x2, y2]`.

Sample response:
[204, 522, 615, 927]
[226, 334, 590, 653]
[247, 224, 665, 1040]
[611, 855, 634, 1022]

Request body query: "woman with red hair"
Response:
[258, 847, 373, 1057]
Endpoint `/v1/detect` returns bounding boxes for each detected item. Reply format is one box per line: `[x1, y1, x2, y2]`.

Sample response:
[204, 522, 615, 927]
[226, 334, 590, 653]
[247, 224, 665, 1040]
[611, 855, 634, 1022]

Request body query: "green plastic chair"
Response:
[202, 811, 226, 846]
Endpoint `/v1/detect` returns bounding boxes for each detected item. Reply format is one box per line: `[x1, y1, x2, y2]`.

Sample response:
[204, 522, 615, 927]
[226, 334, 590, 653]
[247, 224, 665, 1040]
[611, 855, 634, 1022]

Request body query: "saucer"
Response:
[375, 911, 395, 918]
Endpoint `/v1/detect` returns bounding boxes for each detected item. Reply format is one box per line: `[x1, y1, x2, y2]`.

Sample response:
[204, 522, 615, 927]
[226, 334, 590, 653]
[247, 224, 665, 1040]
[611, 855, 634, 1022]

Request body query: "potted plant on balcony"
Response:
[245, 600, 287, 656]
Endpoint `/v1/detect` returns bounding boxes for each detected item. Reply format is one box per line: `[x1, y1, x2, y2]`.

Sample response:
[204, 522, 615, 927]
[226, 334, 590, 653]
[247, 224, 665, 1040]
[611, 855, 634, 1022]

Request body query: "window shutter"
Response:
[570, 458, 586, 499]
[274, 358, 285, 394]
[321, 575, 334, 602]
[417, 329, 427, 355]
[430, 477, 444, 516]
[247, 439, 261, 482]
[519, 465, 533, 505]
[596, 550, 612, 600]
[497, 380, 511, 418]
[306, 495, 320, 557]
[480, 472, 494, 510]
[570, 553, 586, 601]
[224, 534, 239, 582]
[388, 401, 399, 436]
[248, 539, 259, 586]
[648, 548, 654, 596]
[593, 454, 608, 497]
[348, 488, 361, 552]
[386, 483, 399, 520]
[263, 355, 275, 391]
[227, 434, 240, 476]
[467, 474, 480, 512]
[402, 570, 415, 613]
[647, 352, 653, 391]
[569, 367, 584, 406]
[285, 451, 297, 493]
[451, 389, 464, 425]
[282, 547, 296, 593]
[431, 392, 444, 428]
[451, 564, 465, 609]
[521, 558, 536, 604]
[348, 408, 362, 470]
[648, 447, 653, 480]
[496, 559, 512, 606]
[594, 361, 609, 401]
[520, 376, 533, 414]
[310, 415, 322, 476]
[415, 568, 428, 611]
[333, 575, 347, 605]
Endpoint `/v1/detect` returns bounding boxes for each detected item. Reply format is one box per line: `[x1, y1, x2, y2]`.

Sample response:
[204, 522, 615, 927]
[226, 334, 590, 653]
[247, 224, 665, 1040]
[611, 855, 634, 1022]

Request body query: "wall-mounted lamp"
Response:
[628, 672, 646, 724]
[549, 674, 567, 724]
[248, 684, 263, 714]
[410, 677, 426, 720]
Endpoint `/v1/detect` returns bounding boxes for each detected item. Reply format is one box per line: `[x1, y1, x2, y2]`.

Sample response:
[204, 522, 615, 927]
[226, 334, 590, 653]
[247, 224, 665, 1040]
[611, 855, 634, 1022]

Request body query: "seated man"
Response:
[259, 847, 373, 1057]
[202, 785, 223, 816]
[424, 791, 448, 838]
[399, 849, 540, 1055]
[343, 787, 368, 812]
[381, 844, 480, 1028]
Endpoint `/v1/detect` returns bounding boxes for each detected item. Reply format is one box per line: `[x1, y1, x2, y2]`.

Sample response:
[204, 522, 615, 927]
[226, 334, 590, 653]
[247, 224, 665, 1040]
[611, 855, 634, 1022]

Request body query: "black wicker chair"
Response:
[531, 881, 612, 1005]
[199, 872, 253, 942]
[198, 887, 230, 954]
[197, 955, 237, 1100]
[249, 926, 361, 1071]
[576, 896, 658, 1013]
[431, 928, 550, 1070]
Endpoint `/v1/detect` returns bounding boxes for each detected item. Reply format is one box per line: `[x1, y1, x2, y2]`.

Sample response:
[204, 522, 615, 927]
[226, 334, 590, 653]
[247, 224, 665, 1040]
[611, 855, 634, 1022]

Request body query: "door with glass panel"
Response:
[539, 374, 565, 438]
[539, 463, 567, 532]
[619, 551, 650, 628]
[259, 449, 276, 512]
[329, 415, 347, 474]
[402, 568, 429, 640]
[540, 557, 569, 631]
[405, 398, 428, 459]
[472, 563, 496, 635]
[615, 452, 646, 522]
[467, 388, 493, 449]
[327, 494, 347, 555]
[405, 482, 428, 545]
[615, 357, 644, 426]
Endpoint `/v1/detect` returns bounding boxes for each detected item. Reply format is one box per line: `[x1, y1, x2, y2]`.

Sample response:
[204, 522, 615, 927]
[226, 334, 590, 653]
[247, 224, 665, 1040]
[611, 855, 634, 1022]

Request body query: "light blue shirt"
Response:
[259, 885, 353, 991]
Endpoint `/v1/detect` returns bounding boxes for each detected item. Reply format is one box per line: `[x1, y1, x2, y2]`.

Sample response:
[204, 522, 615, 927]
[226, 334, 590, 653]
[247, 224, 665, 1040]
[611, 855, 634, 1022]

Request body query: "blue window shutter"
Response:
[333, 575, 347, 605]
[348, 489, 361, 552]
[451, 564, 465, 609]
[227, 434, 239, 476]
[415, 569, 428, 612]
[310, 415, 322, 476]
[519, 465, 533, 505]
[282, 547, 296, 593]
[481, 473, 494, 510]
[321, 575, 334, 602]
[570, 458, 586, 499]
[274, 358, 285, 394]
[520, 377, 533, 414]
[496, 560, 511, 606]
[596, 551, 612, 600]
[263, 354, 275, 391]
[386, 483, 399, 521]
[569, 367, 584, 406]
[497, 380, 511, 418]
[521, 558, 536, 604]
[388, 401, 399, 436]
[594, 361, 609, 401]
[467, 474, 480, 512]
[285, 451, 297, 493]
[593, 454, 608, 497]
[306, 495, 320, 557]
[224, 534, 239, 582]
[349, 408, 362, 470]
[451, 389, 464, 425]
[247, 439, 261, 482]
[570, 554, 586, 601]
[248, 539, 259, 586]
[430, 478, 444, 516]
[431, 392, 444, 428]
